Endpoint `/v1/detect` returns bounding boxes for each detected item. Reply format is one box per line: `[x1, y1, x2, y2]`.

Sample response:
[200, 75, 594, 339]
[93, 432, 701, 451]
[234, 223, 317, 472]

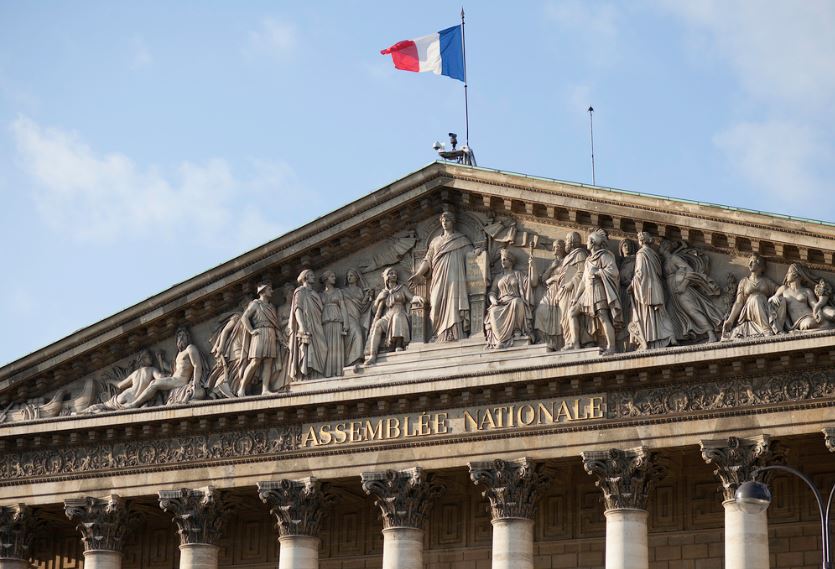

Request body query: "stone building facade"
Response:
[0, 162, 833, 569]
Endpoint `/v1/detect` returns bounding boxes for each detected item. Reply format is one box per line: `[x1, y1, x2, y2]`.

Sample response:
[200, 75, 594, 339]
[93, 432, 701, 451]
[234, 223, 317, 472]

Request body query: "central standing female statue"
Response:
[409, 212, 473, 342]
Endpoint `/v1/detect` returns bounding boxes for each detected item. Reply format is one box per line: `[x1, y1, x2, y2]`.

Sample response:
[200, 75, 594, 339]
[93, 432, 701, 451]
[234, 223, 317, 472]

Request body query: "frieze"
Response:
[608, 369, 835, 418]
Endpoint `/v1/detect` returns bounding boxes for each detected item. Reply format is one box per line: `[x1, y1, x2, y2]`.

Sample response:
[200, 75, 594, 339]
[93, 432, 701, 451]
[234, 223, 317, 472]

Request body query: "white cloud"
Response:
[131, 36, 153, 69]
[544, 1, 621, 66]
[244, 18, 298, 60]
[10, 116, 294, 248]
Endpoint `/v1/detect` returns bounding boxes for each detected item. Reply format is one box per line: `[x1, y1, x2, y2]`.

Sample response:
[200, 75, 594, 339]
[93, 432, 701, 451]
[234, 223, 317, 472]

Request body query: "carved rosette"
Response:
[257, 477, 335, 537]
[361, 467, 444, 530]
[700, 435, 784, 502]
[824, 428, 835, 453]
[581, 447, 668, 511]
[64, 495, 131, 553]
[0, 504, 37, 560]
[158, 486, 230, 546]
[468, 457, 554, 521]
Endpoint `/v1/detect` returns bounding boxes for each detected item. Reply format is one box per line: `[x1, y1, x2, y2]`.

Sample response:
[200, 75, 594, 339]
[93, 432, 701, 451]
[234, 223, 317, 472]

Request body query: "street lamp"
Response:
[735, 465, 834, 569]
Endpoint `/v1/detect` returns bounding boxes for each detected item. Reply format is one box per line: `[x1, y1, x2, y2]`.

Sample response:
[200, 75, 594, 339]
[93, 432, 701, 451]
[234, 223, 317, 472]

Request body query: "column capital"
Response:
[257, 477, 334, 538]
[823, 428, 835, 453]
[64, 494, 132, 553]
[158, 486, 229, 546]
[700, 435, 784, 501]
[581, 446, 668, 511]
[361, 467, 443, 530]
[0, 504, 38, 561]
[468, 457, 553, 521]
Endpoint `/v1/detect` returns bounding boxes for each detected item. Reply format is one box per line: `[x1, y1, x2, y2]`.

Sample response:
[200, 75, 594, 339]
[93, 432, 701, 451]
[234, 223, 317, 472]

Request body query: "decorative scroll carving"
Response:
[0, 504, 37, 560]
[581, 447, 668, 511]
[64, 495, 132, 553]
[824, 428, 835, 452]
[0, 425, 301, 482]
[257, 477, 335, 537]
[468, 457, 553, 521]
[158, 486, 230, 546]
[361, 467, 443, 529]
[609, 369, 835, 418]
[700, 436, 784, 501]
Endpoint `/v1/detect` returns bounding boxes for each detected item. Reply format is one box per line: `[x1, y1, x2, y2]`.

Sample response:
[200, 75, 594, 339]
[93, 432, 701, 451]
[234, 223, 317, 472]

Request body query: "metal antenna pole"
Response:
[461, 7, 469, 146]
[588, 106, 596, 185]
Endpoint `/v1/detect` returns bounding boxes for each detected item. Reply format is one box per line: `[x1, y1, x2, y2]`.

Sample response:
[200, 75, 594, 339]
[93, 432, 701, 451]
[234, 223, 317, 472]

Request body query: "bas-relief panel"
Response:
[6, 207, 835, 424]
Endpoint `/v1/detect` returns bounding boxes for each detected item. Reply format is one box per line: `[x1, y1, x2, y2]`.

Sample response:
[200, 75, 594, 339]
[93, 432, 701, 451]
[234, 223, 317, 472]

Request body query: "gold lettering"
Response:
[518, 404, 536, 426]
[507, 405, 515, 427]
[588, 396, 604, 419]
[463, 410, 478, 431]
[434, 413, 449, 434]
[349, 421, 362, 442]
[333, 423, 347, 444]
[301, 426, 320, 448]
[479, 408, 496, 430]
[493, 407, 505, 428]
[417, 413, 431, 436]
[319, 424, 333, 445]
[556, 400, 572, 422]
[364, 419, 383, 441]
[536, 402, 553, 424]
[386, 417, 401, 439]
[573, 398, 588, 420]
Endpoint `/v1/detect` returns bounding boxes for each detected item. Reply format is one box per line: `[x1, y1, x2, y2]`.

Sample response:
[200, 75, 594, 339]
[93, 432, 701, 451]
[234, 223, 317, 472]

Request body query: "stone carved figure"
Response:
[343, 268, 374, 367]
[534, 240, 566, 351]
[617, 239, 638, 351]
[566, 229, 622, 355]
[365, 268, 422, 364]
[628, 233, 676, 350]
[319, 271, 349, 377]
[288, 270, 328, 381]
[659, 240, 724, 343]
[485, 248, 536, 349]
[409, 211, 472, 342]
[723, 253, 779, 339]
[275, 283, 296, 387]
[813, 280, 835, 326]
[124, 327, 206, 408]
[206, 300, 248, 398]
[770, 263, 834, 332]
[239, 283, 284, 396]
[557, 232, 591, 349]
[84, 350, 164, 412]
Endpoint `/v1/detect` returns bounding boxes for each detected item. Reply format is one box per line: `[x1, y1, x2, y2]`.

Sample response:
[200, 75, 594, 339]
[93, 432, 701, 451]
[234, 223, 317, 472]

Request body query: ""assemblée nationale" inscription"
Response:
[300, 395, 605, 448]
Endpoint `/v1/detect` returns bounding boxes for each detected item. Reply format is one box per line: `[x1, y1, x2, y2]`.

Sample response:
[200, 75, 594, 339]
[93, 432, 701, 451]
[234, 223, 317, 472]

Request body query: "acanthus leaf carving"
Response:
[361, 467, 443, 530]
[158, 486, 230, 546]
[581, 447, 668, 511]
[824, 428, 835, 453]
[0, 504, 38, 560]
[64, 494, 134, 553]
[257, 477, 335, 538]
[468, 457, 553, 521]
[699, 435, 785, 501]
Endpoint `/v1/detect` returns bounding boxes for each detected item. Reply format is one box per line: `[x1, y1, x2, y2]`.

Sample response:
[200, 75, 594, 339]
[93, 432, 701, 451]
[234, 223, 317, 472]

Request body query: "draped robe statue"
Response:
[288, 270, 328, 381]
[629, 233, 675, 349]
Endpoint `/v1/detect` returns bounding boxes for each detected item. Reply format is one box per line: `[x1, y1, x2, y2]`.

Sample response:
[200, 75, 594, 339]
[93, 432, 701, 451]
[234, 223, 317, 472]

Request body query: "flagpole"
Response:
[461, 7, 469, 146]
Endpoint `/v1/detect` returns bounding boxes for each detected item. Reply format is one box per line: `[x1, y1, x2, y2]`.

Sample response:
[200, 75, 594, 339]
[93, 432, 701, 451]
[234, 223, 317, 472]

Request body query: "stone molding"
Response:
[257, 477, 334, 537]
[824, 428, 835, 452]
[64, 494, 131, 553]
[361, 467, 443, 530]
[0, 504, 37, 560]
[581, 447, 668, 511]
[699, 435, 784, 502]
[468, 457, 553, 521]
[158, 486, 229, 546]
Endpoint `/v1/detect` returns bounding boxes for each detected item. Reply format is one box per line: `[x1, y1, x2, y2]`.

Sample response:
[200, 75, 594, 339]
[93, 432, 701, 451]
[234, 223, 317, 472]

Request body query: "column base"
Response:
[81, 550, 122, 569]
[179, 543, 219, 569]
[723, 499, 769, 569]
[491, 517, 534, 569]
[382, 527, 423, 569]
[604, 508, 648, 569]
[278, 535, 319, 569]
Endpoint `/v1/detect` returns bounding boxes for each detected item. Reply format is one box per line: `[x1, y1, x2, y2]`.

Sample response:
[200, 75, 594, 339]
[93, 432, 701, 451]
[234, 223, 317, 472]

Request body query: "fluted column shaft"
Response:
[65, 495, 131, 569]
[159, 486, 229, 569]
[469, 458, 553, 569]
[258, 478, 333, 569]
[0, 504, 36, 569]
[701, 436, 782, 569]
[582, 447, 667, 569]
[361, 468, 442, 569]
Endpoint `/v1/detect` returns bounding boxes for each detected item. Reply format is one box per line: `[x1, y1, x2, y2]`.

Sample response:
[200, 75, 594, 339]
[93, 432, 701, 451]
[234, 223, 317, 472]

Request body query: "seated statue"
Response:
[770, 264, 835, 332]
[364, 268, 423, 365]
[723, 254, 779, 339]
[83, 350, 163, 413]
[486, 248, 536, 349]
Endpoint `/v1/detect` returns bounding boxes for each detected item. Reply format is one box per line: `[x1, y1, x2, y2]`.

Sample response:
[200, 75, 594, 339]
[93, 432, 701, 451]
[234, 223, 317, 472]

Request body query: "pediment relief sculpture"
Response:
[8, 204, 835, 423]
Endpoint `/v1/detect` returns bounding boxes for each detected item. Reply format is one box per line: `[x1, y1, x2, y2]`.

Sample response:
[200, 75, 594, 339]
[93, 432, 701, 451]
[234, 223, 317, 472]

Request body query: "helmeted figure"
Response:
[239, 283, 284, 396]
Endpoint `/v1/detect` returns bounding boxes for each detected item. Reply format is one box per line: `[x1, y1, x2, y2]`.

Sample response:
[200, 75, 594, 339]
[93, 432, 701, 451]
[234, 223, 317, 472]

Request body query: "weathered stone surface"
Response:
[0, 504, 37, 561]
[64, 495, 132, 553]
[257, 477, 334, 537]
[361, 467, 443, 529]
[468, 457, 553, 520]
[158, 486, 229, 546]
[700, 435, 784, 501]
[581, 447, 668, 511]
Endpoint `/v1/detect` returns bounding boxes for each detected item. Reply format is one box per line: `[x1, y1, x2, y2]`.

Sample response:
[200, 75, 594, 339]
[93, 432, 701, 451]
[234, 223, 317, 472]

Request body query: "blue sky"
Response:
[1, 1, 834, 365]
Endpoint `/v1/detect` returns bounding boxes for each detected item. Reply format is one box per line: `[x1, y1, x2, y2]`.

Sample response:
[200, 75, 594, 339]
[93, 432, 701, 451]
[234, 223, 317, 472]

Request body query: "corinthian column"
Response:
[64, 495, 132, 569]
[582, 447, 667, 569]
[258, 478, 334, 569]
[0, 504, 37, 569]
[824, 428, 835, 452]
[468, 458, 553, 569]
[701, 435, 782, 569]
[158, 487, 229, 569]
[361, 468, 443, 569]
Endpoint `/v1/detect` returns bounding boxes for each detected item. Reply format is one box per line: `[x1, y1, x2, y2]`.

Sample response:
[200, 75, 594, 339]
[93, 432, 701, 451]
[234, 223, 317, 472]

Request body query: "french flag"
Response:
[380, 25, 465, 82]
